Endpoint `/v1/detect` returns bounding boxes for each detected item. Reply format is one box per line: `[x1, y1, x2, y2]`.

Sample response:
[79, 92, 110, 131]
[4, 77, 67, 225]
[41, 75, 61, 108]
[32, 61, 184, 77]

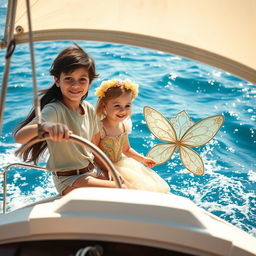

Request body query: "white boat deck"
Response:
[0, 188, 256, 256]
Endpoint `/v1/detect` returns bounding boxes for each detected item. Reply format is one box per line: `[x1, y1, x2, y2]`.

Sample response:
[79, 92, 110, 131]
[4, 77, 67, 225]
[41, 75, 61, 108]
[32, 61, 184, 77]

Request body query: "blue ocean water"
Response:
[0, 3, 256, 237]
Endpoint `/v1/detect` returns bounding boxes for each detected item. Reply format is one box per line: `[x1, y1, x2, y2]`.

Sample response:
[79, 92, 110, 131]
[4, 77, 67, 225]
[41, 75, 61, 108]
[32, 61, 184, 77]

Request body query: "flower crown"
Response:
[95, 79, 139, 99]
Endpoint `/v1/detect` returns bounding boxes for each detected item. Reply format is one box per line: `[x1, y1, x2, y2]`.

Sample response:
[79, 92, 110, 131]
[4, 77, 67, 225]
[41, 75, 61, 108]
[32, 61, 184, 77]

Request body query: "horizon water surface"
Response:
[0, 2, 256, 237]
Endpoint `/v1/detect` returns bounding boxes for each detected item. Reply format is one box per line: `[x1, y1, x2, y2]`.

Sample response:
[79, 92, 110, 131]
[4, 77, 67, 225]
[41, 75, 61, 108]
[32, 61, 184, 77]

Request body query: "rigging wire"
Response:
[25, 0, 42, 137]
[0, 0, 18, 135]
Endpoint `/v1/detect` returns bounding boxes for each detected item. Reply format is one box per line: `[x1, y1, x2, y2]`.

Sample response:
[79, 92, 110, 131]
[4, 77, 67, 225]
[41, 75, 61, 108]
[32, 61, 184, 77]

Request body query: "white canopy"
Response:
[1, 0, 256, 83]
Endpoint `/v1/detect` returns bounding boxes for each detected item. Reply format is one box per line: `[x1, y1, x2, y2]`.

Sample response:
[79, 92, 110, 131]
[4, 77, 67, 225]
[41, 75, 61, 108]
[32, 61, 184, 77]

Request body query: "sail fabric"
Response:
[2, 0, 256, 83]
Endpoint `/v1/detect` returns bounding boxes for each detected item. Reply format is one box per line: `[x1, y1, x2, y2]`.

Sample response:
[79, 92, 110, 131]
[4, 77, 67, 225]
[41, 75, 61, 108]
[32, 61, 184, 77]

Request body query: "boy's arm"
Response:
[15, 120, 71, 144]
[14, 120, 41, 144]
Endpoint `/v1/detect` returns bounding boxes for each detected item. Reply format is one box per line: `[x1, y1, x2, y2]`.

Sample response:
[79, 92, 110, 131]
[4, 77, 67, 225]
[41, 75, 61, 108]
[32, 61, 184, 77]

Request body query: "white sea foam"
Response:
[0, 144, 57, 213]
[248, 170, 256, 182]
[0, 173, 57, 213]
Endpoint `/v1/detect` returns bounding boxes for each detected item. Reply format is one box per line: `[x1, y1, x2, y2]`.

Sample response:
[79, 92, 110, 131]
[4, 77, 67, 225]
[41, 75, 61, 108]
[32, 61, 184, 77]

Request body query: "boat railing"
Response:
[1, 163, 49, 214]
[1, 134, 122, 214]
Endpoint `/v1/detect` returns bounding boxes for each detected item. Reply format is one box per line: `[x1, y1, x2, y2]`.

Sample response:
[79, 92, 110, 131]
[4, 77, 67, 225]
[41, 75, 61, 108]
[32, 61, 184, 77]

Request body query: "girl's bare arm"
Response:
[91, 132, 110, 172]
[123, 135, 157, 168]
[123, 135, 144, 161]
[91, 132, 101, 146]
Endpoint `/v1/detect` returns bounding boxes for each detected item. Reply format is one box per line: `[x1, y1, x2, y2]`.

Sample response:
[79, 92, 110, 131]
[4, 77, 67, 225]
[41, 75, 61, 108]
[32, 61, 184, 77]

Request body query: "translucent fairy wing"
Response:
[170, 110, 194, 140]
[144, 106, 177, 142]
[181, 115, 224, 147]
[146, 143, 176, 165]
[180, 146, 204, 176]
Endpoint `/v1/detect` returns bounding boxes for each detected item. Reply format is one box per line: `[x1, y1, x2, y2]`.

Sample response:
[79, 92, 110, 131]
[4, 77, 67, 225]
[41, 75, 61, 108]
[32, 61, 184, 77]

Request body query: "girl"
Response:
[92, 79, 170, 193]
[14, 44, 123, 195]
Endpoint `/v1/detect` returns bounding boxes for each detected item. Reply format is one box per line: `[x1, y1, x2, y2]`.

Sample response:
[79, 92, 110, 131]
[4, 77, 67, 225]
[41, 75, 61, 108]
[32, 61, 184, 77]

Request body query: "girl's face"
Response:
[55, 67, 91, 104]
[104, 92, 133, 123]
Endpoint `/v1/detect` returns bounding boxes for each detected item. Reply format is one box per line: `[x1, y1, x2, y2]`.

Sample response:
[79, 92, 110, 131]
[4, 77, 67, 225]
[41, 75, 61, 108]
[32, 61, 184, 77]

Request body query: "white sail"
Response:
[1, 0, 256, 83]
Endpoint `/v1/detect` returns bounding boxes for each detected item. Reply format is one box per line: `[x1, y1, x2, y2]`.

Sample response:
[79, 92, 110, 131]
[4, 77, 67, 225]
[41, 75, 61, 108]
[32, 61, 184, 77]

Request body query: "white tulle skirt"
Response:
[113, 157, 170, 193]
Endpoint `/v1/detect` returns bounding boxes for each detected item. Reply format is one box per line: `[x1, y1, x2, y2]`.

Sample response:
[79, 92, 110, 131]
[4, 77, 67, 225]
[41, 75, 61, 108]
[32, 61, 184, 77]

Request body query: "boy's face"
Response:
[55, 67, 91, 103]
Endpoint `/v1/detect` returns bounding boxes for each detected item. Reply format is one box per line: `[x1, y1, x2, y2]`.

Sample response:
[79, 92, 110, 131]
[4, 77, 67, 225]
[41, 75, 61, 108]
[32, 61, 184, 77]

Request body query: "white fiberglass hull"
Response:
[0, 188, 256, 256]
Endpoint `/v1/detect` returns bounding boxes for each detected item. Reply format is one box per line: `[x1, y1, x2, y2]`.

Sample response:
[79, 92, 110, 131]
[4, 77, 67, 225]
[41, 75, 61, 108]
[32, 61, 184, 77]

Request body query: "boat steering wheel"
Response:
[17, 133, 123, 188]
[1, 134, 122, 213]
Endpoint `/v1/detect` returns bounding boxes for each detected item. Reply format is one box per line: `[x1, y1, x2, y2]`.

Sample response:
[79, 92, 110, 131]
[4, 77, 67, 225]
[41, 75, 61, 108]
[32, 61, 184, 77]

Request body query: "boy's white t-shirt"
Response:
[40, 100, 98, 171]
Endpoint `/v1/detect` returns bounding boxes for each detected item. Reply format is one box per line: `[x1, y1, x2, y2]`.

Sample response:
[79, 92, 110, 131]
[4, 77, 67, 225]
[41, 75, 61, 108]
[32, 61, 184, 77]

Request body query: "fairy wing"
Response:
[181, 115, 224, 147]
[146, 143, 176, 165]
[170, 110, 194, 140]
[144, 106, 177, 142]
[180, 145, 204, 176]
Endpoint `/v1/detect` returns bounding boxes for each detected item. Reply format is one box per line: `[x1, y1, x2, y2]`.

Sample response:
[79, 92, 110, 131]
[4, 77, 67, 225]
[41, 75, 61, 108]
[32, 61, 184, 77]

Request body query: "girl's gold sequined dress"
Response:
[98, 120, 170, 193]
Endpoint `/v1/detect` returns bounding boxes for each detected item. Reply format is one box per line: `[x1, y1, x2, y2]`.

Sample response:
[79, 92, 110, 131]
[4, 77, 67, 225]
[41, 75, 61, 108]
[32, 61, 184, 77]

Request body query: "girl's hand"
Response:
[142, 157, 157, 168]
[42, 122, 72, 141]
